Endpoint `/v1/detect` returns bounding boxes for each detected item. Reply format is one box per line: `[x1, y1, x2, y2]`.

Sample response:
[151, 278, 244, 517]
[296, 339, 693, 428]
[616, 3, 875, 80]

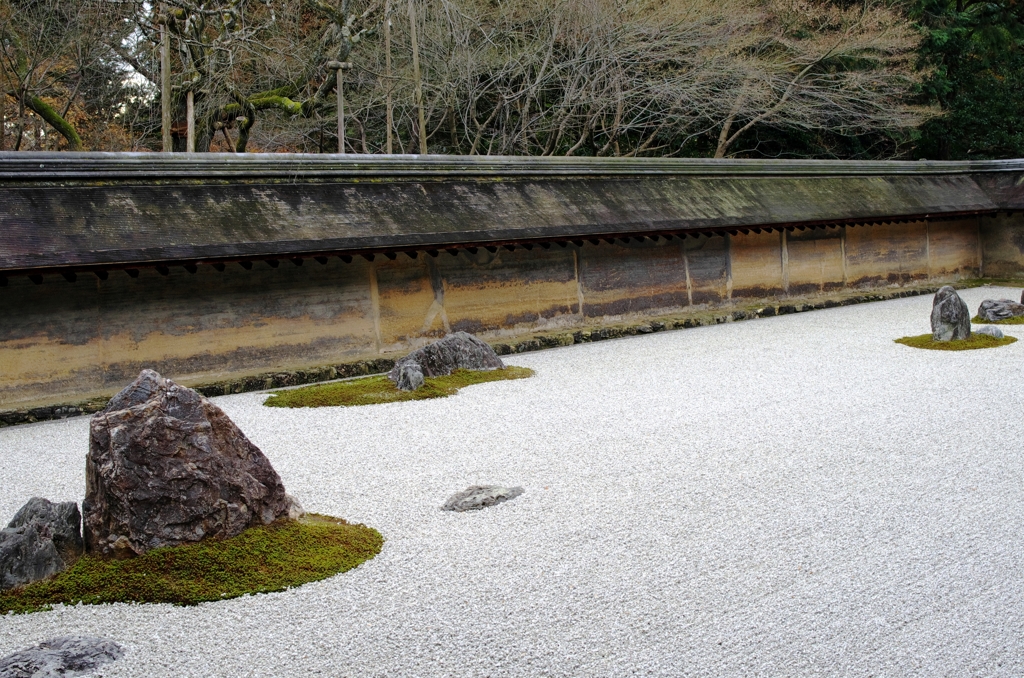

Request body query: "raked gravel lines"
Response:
[2, 286, 1024, 676]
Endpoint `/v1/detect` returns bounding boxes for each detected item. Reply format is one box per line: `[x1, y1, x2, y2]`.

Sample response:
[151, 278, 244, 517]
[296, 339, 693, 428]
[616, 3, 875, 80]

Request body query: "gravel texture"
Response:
[2, 286, 1024, 677]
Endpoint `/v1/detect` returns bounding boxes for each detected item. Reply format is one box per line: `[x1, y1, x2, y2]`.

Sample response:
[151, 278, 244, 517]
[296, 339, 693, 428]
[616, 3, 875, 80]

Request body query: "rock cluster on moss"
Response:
[84, 370, 295, 558]
[1, 370, 380, 610]
[976, 294, 1024, 322]
[388, 332, 505, 391]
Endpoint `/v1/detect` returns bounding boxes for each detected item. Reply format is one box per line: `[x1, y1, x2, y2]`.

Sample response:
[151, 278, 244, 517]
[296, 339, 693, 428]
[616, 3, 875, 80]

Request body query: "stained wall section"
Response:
[980, 214, 1024, 278]
[0, 218, 992, 408]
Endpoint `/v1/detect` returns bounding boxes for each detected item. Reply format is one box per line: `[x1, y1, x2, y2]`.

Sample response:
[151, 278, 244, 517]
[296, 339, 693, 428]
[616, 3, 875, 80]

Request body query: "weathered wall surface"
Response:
[980, 214, 1024, 278]
[0, 218, 987, 409]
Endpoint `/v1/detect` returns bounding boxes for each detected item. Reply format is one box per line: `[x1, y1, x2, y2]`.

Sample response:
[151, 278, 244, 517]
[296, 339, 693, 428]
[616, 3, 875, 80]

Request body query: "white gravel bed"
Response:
[2, 286, 1024, 676]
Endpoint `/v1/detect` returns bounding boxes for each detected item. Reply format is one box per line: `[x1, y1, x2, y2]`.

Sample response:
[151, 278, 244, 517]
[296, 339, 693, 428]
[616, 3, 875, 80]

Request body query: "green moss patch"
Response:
[894, 333, 1018, 351]
[971, 314, 1024, 325]
[264, 366, 535, 408]
[0, 515, 382, 614]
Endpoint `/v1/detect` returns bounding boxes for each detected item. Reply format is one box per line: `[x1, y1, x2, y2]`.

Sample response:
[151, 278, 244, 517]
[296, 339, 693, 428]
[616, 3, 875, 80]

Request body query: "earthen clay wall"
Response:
[0, 217, 991, 409]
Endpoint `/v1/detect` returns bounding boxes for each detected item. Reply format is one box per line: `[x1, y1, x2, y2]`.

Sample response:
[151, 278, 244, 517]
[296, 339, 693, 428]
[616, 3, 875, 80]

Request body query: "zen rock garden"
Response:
[0, 332, 520, 673]
[4, 292, 1024, 674]
[0, 369, 308, 673]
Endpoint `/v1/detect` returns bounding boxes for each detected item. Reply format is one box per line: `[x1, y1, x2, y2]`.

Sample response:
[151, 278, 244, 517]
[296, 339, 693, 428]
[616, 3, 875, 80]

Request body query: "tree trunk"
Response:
[385, 0, 393, 154]
[14, 95, 25, 151]
[715, 91, 746, 158]
[161, 11, 172, 152]
[337, 67, 345, 154]
[186, 90, 195, 153]
[408, 0, 427, 154]
[25, 95, 82, 150]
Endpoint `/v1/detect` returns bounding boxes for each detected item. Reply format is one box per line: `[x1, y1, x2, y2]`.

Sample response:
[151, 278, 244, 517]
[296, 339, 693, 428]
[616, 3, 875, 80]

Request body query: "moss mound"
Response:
[971, 314, 1024, 325]
[894, 333, 1018, 351]
[264, 366, 534, 408]
[0, 514, 382, 614]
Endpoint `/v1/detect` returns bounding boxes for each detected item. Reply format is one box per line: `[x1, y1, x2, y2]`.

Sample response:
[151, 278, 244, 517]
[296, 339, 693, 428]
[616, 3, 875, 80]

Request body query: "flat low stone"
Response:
[975, 325, 1005, 339]
[0, 498, 83, 591]
[977, 299, 1024, 322]
[931, 286, 971, 341]
[442, 486, 525, 512]
[0, 636, 123, 677]
[83, 369, 291, 558]
[388, 332, 504, 391]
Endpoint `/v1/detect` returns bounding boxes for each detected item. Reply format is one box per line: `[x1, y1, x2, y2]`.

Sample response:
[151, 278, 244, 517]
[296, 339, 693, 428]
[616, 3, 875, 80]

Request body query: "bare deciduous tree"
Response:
[3, 0, 934, 157]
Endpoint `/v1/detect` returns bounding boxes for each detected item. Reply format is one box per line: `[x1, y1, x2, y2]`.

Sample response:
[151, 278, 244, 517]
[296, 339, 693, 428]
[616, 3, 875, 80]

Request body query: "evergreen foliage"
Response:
[912, 0, 1024, 158]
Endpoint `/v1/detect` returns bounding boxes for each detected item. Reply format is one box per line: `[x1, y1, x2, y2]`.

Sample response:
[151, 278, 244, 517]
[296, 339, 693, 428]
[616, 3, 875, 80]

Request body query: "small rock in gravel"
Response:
[84, 369, 291, 558]
[931, 286, 971, 341]
[0, 498, 83, 590]
[975, 325, 1005, 339]
[977, 299, 1024, 322]
[0, 636, 123, 677]
[442, 486, 524, 512]
[394, 363, 425, 392]
[388, 332, 504, 390]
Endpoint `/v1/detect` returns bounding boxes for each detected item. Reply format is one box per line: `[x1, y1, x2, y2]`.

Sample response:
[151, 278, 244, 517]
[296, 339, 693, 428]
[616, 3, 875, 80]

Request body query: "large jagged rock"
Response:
[388, 332, 504, 391]
[0, 498, 83, 590]
[83, 369, 291, 558]
[977, 299, 1024, 322]
[931, 286, 971, 342]
[0, 636, 123, 677]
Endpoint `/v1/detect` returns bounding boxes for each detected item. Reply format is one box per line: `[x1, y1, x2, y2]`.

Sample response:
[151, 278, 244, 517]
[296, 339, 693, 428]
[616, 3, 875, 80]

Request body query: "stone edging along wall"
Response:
[0, 286, 943, 429]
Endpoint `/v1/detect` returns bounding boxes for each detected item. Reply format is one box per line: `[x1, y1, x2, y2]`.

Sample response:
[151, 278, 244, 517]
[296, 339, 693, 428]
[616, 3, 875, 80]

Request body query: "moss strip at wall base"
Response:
[0, 286, 942, 429]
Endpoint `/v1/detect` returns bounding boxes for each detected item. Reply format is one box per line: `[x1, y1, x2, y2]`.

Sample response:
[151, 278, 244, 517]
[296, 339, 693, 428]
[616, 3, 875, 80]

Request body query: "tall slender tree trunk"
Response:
[385, 0, 393, 154]
[160, 8, 172, 152]
[336, 66, 345, 154]
[408, 0, 427, 154]
[186, 90, 195, 152]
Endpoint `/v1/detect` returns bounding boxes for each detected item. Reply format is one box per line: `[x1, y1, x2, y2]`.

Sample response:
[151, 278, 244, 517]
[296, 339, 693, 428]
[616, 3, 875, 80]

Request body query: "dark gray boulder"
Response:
[0, 636, 123, 677]
[975, 325, 1005, 339]
[931, 286, 971, 341]
[388, 332, 504, 391]
[442, 486, 524, 512]
[0, 498, 83, 590]
[977, 299, 1024, 322]
[83, 369, 292, 558]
